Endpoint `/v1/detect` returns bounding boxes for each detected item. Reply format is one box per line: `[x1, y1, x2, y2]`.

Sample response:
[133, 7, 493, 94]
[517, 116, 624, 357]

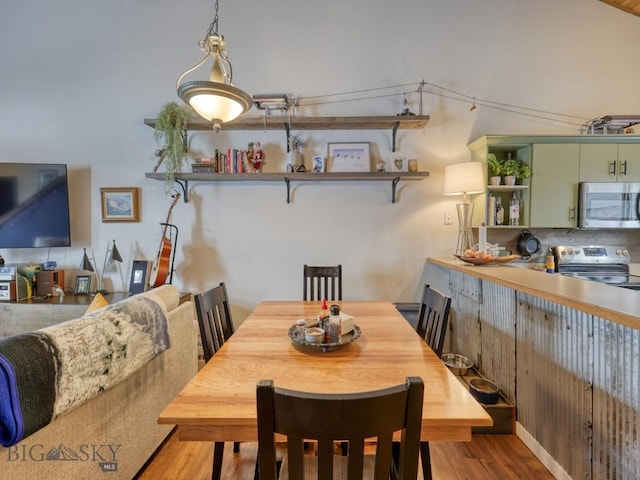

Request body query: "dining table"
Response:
[158, 300, 492, 442]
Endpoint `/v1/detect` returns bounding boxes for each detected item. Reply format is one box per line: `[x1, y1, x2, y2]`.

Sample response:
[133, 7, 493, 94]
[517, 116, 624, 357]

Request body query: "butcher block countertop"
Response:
[428, 257, 640, 331]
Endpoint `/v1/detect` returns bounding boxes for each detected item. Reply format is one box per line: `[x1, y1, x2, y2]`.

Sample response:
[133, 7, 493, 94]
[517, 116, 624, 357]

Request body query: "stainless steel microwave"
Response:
[578, 182, 640, 228]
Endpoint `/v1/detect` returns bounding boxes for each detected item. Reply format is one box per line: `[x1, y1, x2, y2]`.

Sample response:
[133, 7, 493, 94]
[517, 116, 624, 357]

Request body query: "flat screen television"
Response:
[0, 163, 72, 248]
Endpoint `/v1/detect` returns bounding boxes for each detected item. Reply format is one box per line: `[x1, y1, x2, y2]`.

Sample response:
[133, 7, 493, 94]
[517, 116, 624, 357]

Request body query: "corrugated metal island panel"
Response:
[516, 294, 593, 480]
[592, 317, 640, 480]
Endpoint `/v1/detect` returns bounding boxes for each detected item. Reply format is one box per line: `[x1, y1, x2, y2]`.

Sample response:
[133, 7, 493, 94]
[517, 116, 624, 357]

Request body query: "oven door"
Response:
[578, 182, 640, 228]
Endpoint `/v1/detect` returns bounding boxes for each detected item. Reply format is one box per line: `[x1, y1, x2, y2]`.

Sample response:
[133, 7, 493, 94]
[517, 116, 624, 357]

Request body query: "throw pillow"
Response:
[85, 292, 109, 313]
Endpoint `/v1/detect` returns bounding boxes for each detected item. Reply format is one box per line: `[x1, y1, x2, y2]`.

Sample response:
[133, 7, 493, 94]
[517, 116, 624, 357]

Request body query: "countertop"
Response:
[428, 257, 640, 331]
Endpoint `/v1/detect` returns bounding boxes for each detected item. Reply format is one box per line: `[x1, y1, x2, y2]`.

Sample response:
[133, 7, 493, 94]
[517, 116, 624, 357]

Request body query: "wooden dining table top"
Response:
[159, 300, 492, 442]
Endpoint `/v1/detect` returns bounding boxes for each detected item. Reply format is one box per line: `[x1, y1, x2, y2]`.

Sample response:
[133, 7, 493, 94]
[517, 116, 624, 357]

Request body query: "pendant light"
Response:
[176, 0, 252, 132]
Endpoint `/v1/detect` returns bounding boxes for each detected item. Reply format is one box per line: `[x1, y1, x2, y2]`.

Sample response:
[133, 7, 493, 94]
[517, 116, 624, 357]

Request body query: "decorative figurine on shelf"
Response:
[246, 141, 265, 173]
[287, 135, 306, 172]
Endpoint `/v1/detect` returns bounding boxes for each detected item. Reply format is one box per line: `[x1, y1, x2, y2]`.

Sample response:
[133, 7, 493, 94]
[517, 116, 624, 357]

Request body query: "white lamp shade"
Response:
[443, 161, 485, 196]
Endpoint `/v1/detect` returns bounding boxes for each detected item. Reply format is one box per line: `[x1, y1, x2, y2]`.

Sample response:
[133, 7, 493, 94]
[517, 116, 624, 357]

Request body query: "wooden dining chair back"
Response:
[194, 282, 235, 362]
[303, 264, 342, 301]
[256, 377, 424, 480]
[416, 284, 451, 358]
[194, 282, 240, 480]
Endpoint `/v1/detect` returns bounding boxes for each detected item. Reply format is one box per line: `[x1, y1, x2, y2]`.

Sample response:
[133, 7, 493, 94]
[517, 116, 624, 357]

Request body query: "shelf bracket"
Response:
[391, 121, 400, 152]
[284, 122, 291, 152]
[284, 177, 291, 203]
[174, 178, 189, 203]
[391, 176, 401, 204]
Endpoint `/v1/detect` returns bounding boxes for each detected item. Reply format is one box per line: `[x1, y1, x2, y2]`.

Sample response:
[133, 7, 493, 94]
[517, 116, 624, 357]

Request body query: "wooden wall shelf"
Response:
[144, 115, 429, 152]
[145, 172, 429, 204]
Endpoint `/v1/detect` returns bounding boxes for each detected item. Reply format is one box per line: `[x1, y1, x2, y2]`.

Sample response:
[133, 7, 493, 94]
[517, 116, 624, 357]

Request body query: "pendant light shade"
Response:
[176, 2, 251, 132]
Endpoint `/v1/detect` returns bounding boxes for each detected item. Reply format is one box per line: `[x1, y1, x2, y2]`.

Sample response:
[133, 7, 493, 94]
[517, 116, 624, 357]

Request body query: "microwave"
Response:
[578, 182, 640, 228]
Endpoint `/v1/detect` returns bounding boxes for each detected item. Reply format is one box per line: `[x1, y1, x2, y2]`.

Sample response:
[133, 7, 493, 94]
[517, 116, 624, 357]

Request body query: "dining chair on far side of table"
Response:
[194, 282, 246, 480]
[256, 376, 424, 480]
[416, 284, 451, 358]
[303, 264, 342, 301]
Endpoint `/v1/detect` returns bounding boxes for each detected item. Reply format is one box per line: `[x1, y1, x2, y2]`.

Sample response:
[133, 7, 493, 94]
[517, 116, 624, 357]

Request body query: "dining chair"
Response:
[256, 377, 424, 480]
[410, 284, 451, 480]
[303, 264, 342, 301]
[194, 282, 245, 480]
[416, 284, 451, 358]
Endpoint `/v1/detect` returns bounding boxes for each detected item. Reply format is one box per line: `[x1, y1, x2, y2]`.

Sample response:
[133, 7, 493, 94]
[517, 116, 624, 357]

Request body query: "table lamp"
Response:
[443, 161, 485, 255]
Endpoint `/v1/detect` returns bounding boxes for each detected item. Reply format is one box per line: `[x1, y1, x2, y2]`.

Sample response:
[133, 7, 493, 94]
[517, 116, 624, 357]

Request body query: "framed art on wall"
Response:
[327, 142, 371, 173]
[100, 187, 140, 222]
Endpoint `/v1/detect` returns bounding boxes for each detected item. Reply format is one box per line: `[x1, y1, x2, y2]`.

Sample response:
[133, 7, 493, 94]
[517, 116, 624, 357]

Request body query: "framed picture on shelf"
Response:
[390, 154, 407, 173]
[74, 275, 91, 295]
[100, 187, 140, 222]
[327, 142, 371, 173]
[312, 156, 325, 173]
[407, 159, 418, 173]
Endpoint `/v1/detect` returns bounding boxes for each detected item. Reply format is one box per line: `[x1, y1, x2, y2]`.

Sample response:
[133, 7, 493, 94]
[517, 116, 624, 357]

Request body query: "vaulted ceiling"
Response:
[600, 0, 640, 16]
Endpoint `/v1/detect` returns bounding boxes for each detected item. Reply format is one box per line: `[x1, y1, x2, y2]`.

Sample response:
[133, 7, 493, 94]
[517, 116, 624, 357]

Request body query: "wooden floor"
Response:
[136, 430, 555, 479]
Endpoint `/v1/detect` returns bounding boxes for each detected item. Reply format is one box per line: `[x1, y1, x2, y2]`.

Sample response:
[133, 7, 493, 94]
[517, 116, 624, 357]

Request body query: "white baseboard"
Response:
[516, 422, 572, 480]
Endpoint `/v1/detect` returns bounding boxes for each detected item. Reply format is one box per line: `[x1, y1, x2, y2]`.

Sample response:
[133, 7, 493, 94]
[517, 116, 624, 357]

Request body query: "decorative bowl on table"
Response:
[289, 323, 361, 353]
[441, 353, 473, 375]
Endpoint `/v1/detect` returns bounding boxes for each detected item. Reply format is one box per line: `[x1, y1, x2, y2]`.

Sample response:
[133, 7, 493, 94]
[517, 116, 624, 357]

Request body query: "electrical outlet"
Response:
[444, 211, 453, 225]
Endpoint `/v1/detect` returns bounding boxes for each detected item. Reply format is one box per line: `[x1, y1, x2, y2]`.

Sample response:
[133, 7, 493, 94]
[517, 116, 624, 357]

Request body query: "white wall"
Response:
[1, 0, 639, 321]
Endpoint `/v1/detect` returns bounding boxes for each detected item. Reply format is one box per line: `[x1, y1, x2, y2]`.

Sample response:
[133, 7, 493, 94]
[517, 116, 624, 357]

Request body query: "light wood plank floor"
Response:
[136, 431, 555, 479]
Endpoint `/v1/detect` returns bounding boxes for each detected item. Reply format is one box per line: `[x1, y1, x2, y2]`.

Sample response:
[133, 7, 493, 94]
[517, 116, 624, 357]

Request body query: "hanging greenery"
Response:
[153, 102, 195, 187]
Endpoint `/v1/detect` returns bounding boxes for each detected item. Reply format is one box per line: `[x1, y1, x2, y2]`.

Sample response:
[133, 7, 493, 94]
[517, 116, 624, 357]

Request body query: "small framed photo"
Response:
[312, 156, 325, 173]
[391, 154, 407, 173]
[327, 142, 371, 173]
[74, 275, 91, 295]
[407, 159, 419, 173]
[129, 260, 150, 295]
[100, 187, 140, 222]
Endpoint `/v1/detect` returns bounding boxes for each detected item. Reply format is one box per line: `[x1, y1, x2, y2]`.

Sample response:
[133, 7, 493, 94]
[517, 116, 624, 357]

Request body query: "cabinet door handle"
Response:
[609, 161, 616, 176]
[569, 206, 576, 221]
[620, 160, 627, 176]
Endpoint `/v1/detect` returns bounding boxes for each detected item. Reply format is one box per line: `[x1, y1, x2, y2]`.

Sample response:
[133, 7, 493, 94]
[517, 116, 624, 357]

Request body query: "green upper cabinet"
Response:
[579, 143, 640, 182]
[469, 135, 640, 229]
[468, 136, 531, 228]
[529, 143, 579, 228]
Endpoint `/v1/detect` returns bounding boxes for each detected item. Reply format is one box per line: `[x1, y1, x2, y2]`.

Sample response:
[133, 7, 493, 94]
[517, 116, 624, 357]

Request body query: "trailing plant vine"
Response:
[153, 102, 195, 187]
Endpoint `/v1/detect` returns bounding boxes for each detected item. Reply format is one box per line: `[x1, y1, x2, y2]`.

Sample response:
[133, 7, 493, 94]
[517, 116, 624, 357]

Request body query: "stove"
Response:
[552, 245, 640, 290]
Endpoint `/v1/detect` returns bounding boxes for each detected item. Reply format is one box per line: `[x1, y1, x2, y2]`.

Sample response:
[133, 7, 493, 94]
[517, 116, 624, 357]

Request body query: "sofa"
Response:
[0, 285, 198, 480]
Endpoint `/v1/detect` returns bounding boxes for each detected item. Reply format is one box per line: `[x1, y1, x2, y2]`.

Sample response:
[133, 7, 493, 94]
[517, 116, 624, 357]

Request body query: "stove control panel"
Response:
[552, 245, 630, 265]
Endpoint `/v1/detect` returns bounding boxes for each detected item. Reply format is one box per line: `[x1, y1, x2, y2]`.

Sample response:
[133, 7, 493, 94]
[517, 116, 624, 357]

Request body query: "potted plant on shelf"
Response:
[487, 153, 502, 185]
[501, 157, 531, 185]
[153, 102, 195, 188]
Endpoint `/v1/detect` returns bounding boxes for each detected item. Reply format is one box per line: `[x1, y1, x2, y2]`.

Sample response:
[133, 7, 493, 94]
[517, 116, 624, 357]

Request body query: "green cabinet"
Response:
[469, 135, 640, 229]
[579, 143, 640, 182]
[468, 136, 532, 228]
[529, 144, 579, 228]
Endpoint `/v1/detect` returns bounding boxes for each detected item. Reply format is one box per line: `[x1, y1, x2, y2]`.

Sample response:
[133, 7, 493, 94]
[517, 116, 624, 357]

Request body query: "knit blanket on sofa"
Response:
[0, 294, 170, 447]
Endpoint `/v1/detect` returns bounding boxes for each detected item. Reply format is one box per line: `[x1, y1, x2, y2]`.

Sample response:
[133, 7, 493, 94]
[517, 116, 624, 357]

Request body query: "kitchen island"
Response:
[427, 257, 639, 480]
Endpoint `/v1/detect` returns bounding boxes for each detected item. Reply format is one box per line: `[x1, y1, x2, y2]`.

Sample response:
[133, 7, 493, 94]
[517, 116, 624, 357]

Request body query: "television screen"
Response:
[0, 163, 72, 248]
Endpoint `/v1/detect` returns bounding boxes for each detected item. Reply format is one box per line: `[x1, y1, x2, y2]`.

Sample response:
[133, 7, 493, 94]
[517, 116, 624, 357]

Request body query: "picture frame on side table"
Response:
[327, 142, 371, 173]
[129, 260, 150, 295]
[100, 187, 140, 222]
[74, 275, 91, 295]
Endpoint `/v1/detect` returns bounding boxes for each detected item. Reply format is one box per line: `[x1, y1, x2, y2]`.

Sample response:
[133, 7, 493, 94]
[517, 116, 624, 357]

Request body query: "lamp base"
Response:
[455, 202, 475, 256]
